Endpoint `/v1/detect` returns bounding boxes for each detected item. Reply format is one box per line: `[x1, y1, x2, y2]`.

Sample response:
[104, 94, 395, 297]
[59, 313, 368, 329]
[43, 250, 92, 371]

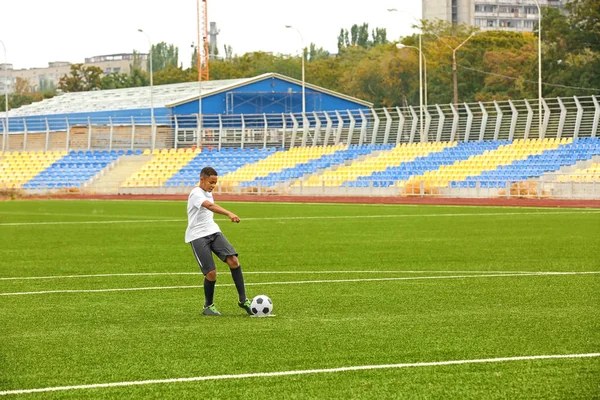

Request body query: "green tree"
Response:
[130, 51, 145, 70]
[357, 23, 370, 47]
[372, 28, 387, 46]
[100, 72, 131, 90]
[566, 0, 600, 52]
[153, 65, 195, 85]
[308, 43, 330, 62]
[149, 42, 179, 72]
[58, 64, 103, 92]
[306, 57, 343, 93]
[0, 77, 54, 112]
[39, 79, 56, 94]
[539, 5, 600, 97]
[191, 46, 198, 68]
[128, 67, 150, 87]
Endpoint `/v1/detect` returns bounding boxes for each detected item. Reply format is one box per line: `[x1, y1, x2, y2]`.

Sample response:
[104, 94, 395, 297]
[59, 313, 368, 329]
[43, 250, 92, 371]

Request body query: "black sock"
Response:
[230, 266, 246, 302]
[204, 278, 216, 307]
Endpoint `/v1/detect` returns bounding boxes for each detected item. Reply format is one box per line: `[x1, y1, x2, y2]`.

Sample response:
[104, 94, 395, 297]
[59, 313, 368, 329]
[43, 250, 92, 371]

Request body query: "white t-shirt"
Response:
[185, 187, 221, 243]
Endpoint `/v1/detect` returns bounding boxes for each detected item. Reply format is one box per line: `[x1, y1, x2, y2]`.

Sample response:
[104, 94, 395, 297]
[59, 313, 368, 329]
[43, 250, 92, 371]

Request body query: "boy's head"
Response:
[199, 167, 218, 192]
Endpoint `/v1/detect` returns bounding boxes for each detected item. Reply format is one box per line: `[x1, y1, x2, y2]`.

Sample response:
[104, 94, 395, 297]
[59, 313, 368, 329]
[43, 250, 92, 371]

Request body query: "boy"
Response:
[185, 166, 253, 316]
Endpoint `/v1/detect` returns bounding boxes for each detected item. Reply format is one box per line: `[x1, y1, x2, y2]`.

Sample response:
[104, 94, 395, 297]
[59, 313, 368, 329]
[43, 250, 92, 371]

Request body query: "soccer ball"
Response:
[251, 295, 273, 316]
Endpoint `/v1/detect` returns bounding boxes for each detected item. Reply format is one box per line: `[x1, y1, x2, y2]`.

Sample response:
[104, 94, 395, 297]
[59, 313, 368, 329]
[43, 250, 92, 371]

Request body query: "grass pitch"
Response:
[0, 200, 599, 399]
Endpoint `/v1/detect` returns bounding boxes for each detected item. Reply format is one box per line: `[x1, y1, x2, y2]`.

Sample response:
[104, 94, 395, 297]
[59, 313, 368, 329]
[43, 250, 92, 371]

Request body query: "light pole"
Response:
[285, 25, 305, 115]
[397, 43, 428, 107]
[196, 0, 203, 149]
[451, 33, 475, 105]
[388, 8, 424, 140]
[532, 0, 543, 136]
[434, 32, 476, 105]
[0, 40, 8, 153]
[138, 29, 155, 150]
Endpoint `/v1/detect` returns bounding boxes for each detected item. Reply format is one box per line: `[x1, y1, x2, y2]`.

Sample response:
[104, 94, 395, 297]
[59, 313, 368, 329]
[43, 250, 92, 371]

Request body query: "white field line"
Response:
[0, 270, 590, 281]
[1, 210, 599, 227]
[0, 211, 177, 220]
[45, 197, 599, 210]
[0, 219, 185, 226]
[0, 353, 598, 396]
[1, 271, 598, 297]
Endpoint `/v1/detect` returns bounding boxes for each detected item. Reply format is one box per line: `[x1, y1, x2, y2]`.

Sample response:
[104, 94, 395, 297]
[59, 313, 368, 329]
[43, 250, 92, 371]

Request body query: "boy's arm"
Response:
[202, 200, 240, 223]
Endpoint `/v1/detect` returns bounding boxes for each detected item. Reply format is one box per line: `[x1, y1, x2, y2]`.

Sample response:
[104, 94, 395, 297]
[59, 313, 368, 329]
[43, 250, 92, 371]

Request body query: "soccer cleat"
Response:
[238, 298, 254, 315]
[202, 304, 221, 316]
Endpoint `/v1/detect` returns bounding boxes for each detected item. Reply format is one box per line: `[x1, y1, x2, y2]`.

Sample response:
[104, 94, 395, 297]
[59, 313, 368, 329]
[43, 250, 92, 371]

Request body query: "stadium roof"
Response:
[10, 77, 251, 117]
[164, 73, 373, 108]
[10, 73, 372, 117]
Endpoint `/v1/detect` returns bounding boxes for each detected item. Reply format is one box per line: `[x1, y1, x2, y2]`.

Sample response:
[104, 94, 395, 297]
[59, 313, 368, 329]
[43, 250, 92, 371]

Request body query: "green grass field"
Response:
[0, 200, 599, 399]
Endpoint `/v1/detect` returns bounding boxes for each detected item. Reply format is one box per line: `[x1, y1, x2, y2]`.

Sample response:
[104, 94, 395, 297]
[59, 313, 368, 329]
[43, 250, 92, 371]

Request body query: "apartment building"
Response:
[1, 53, 148, 93]
[422, 0, 567, 31]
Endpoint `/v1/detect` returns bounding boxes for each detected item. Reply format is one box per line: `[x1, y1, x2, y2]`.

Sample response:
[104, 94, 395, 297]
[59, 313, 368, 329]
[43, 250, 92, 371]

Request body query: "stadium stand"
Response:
[22, 150, 131, 189]
[2, 138, 599, 195]
[121, 148, 200, 188]
[218, 144, 345, 187]
[406, 138, 567, 189]
[455, 137, 600, 188]
[341, 140, 507, 188]
[557, 163, 600, 183]
[301, 142, 452, 187]
[249, 144, 392, 188]
[0, 151, 67, 189]
[165, 147, 276, 187]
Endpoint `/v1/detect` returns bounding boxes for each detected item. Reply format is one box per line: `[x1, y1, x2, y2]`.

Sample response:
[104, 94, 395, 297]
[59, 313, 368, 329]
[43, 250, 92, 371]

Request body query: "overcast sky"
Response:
[0, 0, 422, 70]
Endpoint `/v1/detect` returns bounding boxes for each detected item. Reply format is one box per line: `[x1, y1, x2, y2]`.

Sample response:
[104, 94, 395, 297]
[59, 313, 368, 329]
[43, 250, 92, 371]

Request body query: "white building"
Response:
[2, 53, 148, 94]
[422, 0, 567, 31]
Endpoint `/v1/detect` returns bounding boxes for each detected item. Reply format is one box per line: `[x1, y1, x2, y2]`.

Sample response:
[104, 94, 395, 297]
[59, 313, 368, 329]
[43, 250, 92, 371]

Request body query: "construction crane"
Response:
[197, 0, 209, 81]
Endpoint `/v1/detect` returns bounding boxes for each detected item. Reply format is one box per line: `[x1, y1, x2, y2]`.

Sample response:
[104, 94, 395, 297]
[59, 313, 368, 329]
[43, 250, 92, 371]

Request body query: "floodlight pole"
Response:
[533, 0, 543, 137]
[387, 9, 424, 141]
[197, 0, 203, 149]
[285, 25, 306, 115]
[138, 29, 155, 150]
[450, 33, 475, 106]
[0, 40, 8, 153]
[429, 30, 476, 106]
[397, 43, 428, 107]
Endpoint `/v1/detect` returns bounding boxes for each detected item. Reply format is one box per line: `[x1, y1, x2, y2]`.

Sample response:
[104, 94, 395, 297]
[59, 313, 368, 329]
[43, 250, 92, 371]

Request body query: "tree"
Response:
[191, 46, 198, 68]
[153, 65, 194, 85]
[308, 43, 330, 62]
[149, 42, 179, 72]
[39, 79, 56, 94]
[372, 28, 387, 46]
[223, 44, 233, 60]
[0, 77, 54, 112]
[130, 51, 145, 71]
[100, 72, 132, 90]
[539, 5, 600, 97]
[58, 64, 103, 92]
[566, 0, 600, 52]
[337, 24, 387, 52]
[128, 67, 149, 87]
[356, 23, 370, 48]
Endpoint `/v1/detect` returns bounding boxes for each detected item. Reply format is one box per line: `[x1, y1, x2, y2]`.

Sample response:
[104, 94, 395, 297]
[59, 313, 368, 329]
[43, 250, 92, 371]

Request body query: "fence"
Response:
[83, 173, 598, 200]
[1, 95, 598, 153]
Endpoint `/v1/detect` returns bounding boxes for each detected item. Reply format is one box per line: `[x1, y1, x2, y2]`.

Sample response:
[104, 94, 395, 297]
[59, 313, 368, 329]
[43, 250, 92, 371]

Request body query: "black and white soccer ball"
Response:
[251, 294, 273, 317]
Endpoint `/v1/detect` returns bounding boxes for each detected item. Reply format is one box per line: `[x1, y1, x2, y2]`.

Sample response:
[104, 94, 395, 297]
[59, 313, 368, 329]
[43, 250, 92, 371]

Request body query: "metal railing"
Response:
[72, 175, 598, 200]
[1, 95, 598, 153]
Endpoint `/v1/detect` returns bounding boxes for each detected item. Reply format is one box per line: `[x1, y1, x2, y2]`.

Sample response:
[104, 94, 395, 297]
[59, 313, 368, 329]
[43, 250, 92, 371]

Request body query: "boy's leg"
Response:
[190, 236, 220, 314]
[226, 257, 252, 315]
[212, 233, 252, 314]
[227, 257, 246, 302]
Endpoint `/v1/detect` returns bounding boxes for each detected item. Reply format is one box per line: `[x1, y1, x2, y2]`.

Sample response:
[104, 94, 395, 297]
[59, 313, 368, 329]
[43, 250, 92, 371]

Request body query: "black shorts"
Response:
[190, 232, 238, 275]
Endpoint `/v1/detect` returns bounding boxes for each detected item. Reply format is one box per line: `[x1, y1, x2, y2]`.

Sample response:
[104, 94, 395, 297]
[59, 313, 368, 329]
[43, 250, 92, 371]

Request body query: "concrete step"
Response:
[84, 155, 152, 194]
[540, 156, 600, 181]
